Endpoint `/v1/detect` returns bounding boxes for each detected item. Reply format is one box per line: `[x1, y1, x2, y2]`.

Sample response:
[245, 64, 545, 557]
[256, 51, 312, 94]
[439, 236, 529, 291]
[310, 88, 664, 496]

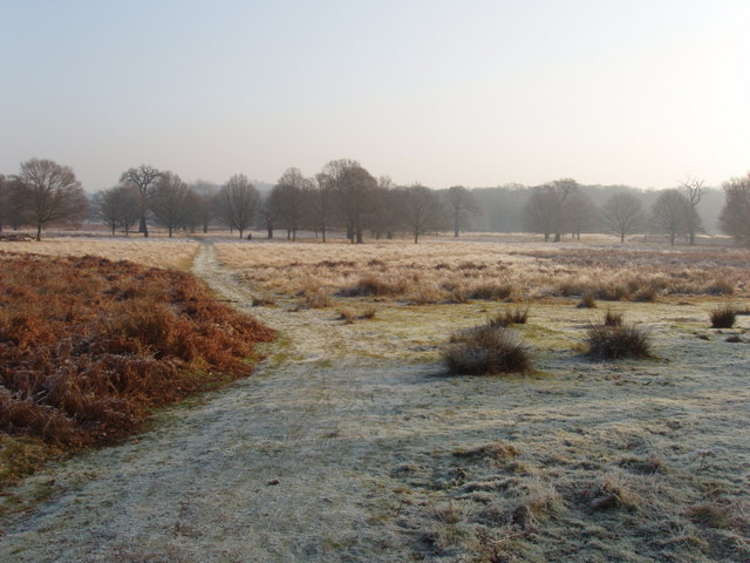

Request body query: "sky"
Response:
[1, 0, 748, 191]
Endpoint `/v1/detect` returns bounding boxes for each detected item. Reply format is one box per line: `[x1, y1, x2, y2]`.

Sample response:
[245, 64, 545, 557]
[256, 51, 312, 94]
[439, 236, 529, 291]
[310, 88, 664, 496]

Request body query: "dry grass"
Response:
[0, 252, 274, 486]
[216, 240, 750, 305]
[0, 238, 200, 270]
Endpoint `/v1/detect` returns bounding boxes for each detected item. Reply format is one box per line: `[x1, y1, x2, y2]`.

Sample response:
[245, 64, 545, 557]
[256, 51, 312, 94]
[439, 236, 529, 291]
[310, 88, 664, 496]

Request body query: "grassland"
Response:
[0, 234, 748, 562]
[0, 237, 200, 270]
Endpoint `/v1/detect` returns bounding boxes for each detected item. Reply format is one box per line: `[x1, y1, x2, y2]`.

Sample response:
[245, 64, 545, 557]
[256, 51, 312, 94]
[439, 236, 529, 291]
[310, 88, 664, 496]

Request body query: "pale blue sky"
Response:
[1, 0, 748, 190]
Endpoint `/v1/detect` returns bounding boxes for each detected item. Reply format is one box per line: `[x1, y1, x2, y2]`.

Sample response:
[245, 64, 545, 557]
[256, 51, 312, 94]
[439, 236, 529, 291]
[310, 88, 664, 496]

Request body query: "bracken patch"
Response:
[0, 251, 275, 485]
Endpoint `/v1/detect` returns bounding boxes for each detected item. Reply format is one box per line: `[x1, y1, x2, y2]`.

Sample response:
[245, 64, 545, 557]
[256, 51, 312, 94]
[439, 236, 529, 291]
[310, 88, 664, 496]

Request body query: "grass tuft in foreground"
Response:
[586, 323, 652, 360]
[443, 324, 531, 375]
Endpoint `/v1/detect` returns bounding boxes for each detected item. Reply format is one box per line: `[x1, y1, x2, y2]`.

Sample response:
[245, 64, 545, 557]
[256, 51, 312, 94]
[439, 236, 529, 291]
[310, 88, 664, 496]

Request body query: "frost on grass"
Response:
[443, 324, 532, 374]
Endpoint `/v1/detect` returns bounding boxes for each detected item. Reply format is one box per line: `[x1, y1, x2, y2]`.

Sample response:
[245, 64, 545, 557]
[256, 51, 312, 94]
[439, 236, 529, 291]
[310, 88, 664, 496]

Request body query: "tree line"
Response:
[1, 157, 749, 246]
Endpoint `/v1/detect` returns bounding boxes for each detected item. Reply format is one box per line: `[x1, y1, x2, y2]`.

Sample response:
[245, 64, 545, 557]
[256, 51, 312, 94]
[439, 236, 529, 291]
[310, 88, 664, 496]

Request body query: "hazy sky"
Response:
[1, 0, 748, 191]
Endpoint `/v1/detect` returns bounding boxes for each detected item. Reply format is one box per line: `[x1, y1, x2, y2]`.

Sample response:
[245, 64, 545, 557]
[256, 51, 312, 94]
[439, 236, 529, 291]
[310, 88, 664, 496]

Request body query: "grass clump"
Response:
[577, 292, 597, 309]
[338, 275, 405, 297]
[604, 309, 623, 327]
[586, 323, 652, 360]
[488, 306, 529, 328]
[710, 305, 736, 328]
[443, 324, 532, 375]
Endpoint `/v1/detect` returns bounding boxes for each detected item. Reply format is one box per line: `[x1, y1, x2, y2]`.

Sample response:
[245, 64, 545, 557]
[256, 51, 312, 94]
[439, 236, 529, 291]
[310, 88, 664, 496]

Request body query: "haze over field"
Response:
[1, 0, 748, 191]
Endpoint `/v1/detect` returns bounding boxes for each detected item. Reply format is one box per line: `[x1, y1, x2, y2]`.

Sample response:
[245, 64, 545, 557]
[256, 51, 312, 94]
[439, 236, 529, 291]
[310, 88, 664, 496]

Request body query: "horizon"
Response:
[1, 1, 748, 191]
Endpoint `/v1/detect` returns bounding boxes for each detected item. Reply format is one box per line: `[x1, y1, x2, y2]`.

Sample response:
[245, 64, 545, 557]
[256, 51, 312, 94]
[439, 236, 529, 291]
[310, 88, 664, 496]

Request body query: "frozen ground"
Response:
[0, 240, 748, 562]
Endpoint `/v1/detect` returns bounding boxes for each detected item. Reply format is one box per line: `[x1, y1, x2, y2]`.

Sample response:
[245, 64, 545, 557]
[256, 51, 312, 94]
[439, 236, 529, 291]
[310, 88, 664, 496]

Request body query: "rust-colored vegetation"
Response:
[0, 252, 274, 485]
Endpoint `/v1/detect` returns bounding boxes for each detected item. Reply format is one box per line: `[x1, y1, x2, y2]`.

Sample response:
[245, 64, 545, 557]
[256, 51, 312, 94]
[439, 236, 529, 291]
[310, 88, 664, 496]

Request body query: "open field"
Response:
[0, 236, 748, 561]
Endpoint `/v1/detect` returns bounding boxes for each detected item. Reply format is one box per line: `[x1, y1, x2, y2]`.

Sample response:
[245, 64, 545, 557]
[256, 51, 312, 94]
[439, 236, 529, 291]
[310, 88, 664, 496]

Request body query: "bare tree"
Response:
[445, 186, 479, 237]
[398, 185, 445, 243]
[650, 189, 690, 245]
[323, 159, 376, 244]
[563, 191, 598, 240]
[719, 174, 750, 246]
[368, 176, 397, 240]
[0, 175, 6, 233]
[216, 174, 260, 239]
[310, 172, 337, 242]
[259, 197, 275, 239]
[602, 192, 643, 243]
[18, 158, 88, 240]
[269, 168, 308, 241]
[94, 185, 140, 236]
[119, 165, 161, 237]
[679, 177, 705, 245]
[150, 172, 192, 237]
[523, 186, 557, 241]
[190, 181, 220, 233]
[548, 178, 579, 241]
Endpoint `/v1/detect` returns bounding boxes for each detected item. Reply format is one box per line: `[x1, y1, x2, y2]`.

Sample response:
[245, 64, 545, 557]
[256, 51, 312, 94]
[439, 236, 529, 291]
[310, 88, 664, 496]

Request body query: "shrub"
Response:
[604, 310, 623, 327]
[710, 305, 736, 328]
[587, 324, 652, 360]
[443, 324, 531, 375]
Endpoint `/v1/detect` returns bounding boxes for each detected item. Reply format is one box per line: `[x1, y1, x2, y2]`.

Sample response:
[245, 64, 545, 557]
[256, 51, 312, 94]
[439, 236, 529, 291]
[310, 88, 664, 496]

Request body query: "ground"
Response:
[0, 234, 748, 561]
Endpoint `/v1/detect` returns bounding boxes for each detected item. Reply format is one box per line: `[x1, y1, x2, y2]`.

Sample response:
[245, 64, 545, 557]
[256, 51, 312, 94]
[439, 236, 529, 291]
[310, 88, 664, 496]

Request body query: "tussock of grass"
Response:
[0, 252, 275, 455]
[452, 441, 520, 461]
[301, 288, 331, 309]
[338, 275, 406, 297]
[444, 324, 532, 375]
[710, 305, 736, 328]
[604, 309, 623, 327]
[337, 309, 356, 324]
[488, 306, 529, 328]
[587, 323, 652, 360]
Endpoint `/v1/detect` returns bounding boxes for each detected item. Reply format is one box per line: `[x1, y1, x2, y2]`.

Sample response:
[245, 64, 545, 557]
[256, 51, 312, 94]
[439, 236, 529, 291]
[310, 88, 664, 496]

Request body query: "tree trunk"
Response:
[414, 230, 419, 244]
[267, 226, 273, 239]
[168, 226, 173, 238]
[112, 224, 116, 237]
[239, 229, 244, 239]
[554, 232, 561, 242]
[36, 223, 42, 241]
[321, 226, 326, 243]
[356, 229, 363, 244]
[140, 215, 149, 237]
[620, 232, 625, 243]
